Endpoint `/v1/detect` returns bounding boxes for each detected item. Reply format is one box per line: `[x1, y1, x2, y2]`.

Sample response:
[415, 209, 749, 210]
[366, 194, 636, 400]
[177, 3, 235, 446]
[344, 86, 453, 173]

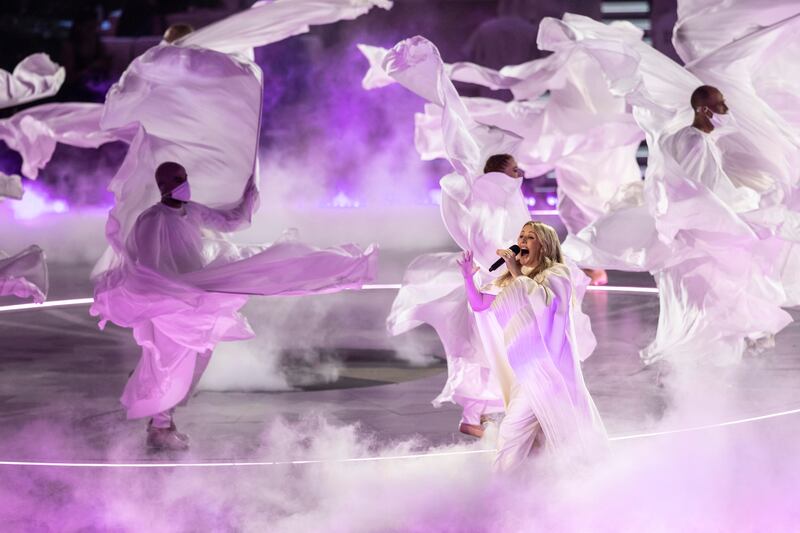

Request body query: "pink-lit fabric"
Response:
[93, 196, 377, 419]
[83, 2, 386, 419]
[0, 103, 117, 180]
[0, 0, 394, 183]
[542, 14, 795, 364]
[478, 265, 606, 471]
[673, 0, 800, 65]
[0, 246, 47, 303]
[377, 37, 595, 423]
[0, 54, 61, 302]
[379, 37, 524, 420]
[360, 32, 644, 239]
[0, 53, 64, 109]
[176, 0, 392, 58]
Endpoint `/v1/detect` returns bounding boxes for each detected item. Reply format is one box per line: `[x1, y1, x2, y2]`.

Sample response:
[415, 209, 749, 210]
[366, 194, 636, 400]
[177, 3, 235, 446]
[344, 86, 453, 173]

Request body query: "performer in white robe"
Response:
[4, 0, 391, 449]
[93, 161, 376, 450]
[639, 86, 791, 364]
[79, 1, 390, 451]
[0, 2, 390, 309]
[540, 15, 795, 365]
[377, 37, 524, 436]
[459, 221, 606, 471]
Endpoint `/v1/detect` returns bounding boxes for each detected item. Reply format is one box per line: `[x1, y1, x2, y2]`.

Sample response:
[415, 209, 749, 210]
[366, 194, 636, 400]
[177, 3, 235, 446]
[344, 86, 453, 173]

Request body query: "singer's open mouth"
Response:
[519, 249, 529, 255]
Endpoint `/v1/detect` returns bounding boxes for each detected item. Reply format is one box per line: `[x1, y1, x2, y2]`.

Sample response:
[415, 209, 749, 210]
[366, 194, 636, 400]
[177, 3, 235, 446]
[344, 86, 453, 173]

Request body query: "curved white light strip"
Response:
[0, 297, 94, 313]
[0, 285, 656, 314]
[587, 285, 658, 294]
[1, 406, 798, 468]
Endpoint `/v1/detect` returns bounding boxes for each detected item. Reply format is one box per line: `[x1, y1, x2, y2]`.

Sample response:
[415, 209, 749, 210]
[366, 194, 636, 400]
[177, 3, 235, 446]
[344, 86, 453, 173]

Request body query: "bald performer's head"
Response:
[156, 161, 188, 199]
[691, 85, 730, 132]
[691, 85, 727, 114]
[163, 23, 194, 44]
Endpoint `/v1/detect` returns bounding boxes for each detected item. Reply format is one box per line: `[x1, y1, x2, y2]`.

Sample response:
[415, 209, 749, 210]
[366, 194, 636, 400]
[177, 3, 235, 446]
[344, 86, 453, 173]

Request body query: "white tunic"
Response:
[544, 14, 795, 364]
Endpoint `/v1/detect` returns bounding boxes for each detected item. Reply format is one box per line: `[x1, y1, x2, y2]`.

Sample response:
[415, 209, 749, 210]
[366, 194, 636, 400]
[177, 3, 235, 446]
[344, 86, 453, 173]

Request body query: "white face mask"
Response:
[168, 181, 191, 202]
[709, 111, 735, 131]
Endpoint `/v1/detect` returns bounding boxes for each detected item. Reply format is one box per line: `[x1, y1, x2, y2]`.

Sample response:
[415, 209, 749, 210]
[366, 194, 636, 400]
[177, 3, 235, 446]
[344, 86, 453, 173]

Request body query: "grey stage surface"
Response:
[2, 264, 800, 464]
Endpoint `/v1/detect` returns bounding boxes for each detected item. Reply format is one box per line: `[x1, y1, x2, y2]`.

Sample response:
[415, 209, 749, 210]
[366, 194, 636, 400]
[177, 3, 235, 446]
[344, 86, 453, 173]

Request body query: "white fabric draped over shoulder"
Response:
[478, 264, 606, 460]
[675, 1, 800, 305]
[0, 53, 64, 110]
[549, 12, 800, 249]
[450, 25, 643, 237]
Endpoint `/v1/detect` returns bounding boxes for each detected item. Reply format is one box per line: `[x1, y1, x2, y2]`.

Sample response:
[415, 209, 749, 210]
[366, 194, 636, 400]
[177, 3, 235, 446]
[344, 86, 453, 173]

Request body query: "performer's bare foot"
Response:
[459, 422, 484, 438]
[583, 268, 608, 286]
[147, 424, 190, 451]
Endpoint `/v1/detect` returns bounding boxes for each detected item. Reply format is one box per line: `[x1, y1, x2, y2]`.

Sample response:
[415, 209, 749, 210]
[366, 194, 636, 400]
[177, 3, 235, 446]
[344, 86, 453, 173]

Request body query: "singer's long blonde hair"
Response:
[496, 221, 564, 287]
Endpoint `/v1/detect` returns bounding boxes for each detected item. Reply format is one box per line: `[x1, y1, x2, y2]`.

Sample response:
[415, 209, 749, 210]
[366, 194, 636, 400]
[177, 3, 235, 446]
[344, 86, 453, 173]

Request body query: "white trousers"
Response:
[494, 382, 542, 471]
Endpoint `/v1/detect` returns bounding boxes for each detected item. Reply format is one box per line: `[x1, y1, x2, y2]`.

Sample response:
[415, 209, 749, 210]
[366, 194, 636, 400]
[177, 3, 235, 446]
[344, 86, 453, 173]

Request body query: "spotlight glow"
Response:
[10, 186, 70, 220]
[329, 191, 361, 208]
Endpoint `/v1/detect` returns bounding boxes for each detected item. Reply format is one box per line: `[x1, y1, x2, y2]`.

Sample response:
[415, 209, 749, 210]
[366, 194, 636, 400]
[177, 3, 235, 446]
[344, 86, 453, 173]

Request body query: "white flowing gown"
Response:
[478, 264, 606, 470]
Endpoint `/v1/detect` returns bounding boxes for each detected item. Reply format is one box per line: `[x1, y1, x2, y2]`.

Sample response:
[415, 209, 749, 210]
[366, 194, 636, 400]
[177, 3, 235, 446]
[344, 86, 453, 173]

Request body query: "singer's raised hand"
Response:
[458, 250, 479, 278]
[460, 250, 495, 311]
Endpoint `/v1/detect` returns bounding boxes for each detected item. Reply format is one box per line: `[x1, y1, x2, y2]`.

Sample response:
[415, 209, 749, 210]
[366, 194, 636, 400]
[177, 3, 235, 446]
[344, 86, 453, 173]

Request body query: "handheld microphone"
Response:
[489, 244, 521, 272]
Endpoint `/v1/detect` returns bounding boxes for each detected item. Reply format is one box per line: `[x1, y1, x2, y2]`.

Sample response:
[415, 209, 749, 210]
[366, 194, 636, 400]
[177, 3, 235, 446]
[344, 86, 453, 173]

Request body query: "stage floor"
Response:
[2, 270, 799, 464]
